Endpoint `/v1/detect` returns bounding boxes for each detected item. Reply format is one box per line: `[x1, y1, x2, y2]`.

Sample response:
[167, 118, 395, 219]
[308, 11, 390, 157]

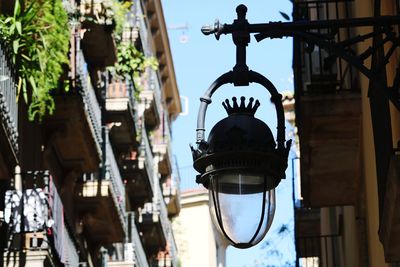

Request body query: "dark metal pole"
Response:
[231, 5, 250, 86]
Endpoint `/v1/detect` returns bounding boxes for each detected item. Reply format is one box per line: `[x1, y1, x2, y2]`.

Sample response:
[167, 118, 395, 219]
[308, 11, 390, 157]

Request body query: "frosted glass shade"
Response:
[208, 173, 276, 248]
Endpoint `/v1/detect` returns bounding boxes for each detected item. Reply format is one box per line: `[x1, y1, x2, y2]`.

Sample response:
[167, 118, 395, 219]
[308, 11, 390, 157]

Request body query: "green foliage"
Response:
[113, 42, 158, 79]
[109, 41, 158, 98]
[112, 0, 131, 38]
[0, 0, 70, 121]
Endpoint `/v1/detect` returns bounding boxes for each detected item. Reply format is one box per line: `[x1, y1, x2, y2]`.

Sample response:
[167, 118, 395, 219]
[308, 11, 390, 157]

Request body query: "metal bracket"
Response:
[202, 4, 400, 111]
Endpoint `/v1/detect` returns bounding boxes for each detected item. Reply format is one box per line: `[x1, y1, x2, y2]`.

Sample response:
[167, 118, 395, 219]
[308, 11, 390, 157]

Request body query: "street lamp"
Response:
[191, 0, 400, 254]
[191, 5, 291, 249]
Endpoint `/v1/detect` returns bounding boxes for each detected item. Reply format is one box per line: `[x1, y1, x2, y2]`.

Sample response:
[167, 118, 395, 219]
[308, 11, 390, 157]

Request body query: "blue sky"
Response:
[161, 1, 295, 266]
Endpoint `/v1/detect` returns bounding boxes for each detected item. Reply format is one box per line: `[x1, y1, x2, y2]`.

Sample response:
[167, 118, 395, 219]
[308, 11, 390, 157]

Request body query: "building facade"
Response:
[0, 0, 181, 266]
[292, 0, 400, 266]
[172, 189, 227, 267]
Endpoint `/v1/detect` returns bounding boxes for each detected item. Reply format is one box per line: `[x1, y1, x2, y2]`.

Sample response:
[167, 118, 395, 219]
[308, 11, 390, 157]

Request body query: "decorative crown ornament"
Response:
[222, 96, 260, 116]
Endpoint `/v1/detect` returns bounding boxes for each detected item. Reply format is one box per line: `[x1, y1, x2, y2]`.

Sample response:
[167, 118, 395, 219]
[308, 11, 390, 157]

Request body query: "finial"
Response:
[247, 97, 254, 109]
[240, 96, 246, 109]
[222, 99, 232, 114]
[236, 5, 247, 20]
[232, 97, 239, 109]
[222, 96, 260, 116]
[252, 100, 260, 114]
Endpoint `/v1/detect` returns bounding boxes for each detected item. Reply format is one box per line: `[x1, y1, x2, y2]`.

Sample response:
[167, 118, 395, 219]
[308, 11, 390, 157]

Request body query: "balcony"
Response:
[106, 76, 140, 155]
[296, 233, 343, 267]
[43, 50, 102, 173]
[162, 159, 181, 217]
[296, 206, 321, 238]
[138, 202, 167, 256]
[295, 203, 350, 267]
[4, 251, 57, 267]
[122, 125, 155, 209]
[75, 137, 126, 245]
[138, 189, 178, 266]
[4, 170, 79, 266]
[293, 0, 361, 208]
[152, 112, 173, 176]
[137, 199, 165, 253]
[0, 41, 18, 180]
[108, 212, 150, 267]
[139, 69, 162, 130]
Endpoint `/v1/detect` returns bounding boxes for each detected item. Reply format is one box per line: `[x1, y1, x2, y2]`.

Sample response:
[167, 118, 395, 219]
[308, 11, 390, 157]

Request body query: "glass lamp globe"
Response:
[208, 172, 276, 248]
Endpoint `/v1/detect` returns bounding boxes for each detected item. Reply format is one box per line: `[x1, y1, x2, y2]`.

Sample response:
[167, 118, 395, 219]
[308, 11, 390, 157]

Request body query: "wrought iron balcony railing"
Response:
[62, 223, 80, 266]
[130, 213, 150, 267]
[162, 157, 181, 217]
[0, 41, 18, 155]
[134, 0, 150, 56]
[139, 68, 163, 130]
[152, 110, 174, 177]
[106, 75, 142, 155]
[109, 212, 150, 267]
[139, 198, 178, 267]
[78, 136, 126, 214]
[167, 229, 178, 267]
[76, 49, 103, 157]
[158, 192, 178, 267]
[296, 233, 342, 267]
[106, 135, 128, 232]
[4, 169, 79, 266]
[172, 157, 181, 195]
[139, 124, 156, 193]
[150, 69, 164, 118]
[162, 159, 181, 199]
[153, 109, 172, 146]
[293, 0, 359, 95]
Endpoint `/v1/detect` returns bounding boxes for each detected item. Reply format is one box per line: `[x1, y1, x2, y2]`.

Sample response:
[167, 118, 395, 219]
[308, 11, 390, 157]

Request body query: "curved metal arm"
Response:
[196, 70, 286, 150]
[196, 71, 234, 143]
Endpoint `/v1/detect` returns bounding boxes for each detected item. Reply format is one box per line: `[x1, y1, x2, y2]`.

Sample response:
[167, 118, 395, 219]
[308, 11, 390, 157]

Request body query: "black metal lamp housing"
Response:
[191, 68, 292, 250]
